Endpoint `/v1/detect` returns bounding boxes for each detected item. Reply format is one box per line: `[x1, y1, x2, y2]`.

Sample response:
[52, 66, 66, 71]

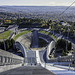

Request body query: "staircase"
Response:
[25, 50, 37, 65]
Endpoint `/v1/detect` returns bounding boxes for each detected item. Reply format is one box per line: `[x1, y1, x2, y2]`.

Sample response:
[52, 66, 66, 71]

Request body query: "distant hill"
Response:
[0, 6, 75, 21]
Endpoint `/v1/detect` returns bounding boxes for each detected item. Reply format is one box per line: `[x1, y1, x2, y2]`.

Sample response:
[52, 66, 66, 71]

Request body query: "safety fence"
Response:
[48, 55, 75, 63]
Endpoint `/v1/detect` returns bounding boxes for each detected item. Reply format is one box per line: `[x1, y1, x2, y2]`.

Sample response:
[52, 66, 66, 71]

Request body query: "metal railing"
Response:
[48, 55, 74, 63]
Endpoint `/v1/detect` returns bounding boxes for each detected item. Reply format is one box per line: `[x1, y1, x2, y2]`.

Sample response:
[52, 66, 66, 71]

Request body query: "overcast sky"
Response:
[0, 0, 75, 6]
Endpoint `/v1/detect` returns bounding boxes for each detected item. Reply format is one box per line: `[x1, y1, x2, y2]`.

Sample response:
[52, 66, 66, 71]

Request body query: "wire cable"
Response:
[59, 1, 75, 17]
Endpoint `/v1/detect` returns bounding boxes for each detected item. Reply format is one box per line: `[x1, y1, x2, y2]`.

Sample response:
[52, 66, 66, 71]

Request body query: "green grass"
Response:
[0, 31, 12, 39]
[39, 31, 49, 35]
[14, 30, 31, 40]
[69, 50, 74, 53]
[39, 30, 57, 41]
[51, 34, 57, 41]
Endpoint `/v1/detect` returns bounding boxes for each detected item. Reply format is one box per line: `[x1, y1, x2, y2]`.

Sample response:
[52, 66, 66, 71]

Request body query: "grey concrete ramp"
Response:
[0, 66, 55, 75]
[31, 30, 39, 48]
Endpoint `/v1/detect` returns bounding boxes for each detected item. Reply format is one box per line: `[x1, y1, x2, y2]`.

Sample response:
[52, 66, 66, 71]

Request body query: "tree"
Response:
[0, 39, 15, 51]
[0, 42, 4, 50]
[68, 42, 72, 51]
[56, 39, 66, 51]
[11, 39, 15, 47]
[56, 39, 72, 53]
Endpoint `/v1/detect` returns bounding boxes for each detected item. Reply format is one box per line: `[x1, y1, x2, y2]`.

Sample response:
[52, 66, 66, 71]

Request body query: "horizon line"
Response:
[0, 5, 75, 7]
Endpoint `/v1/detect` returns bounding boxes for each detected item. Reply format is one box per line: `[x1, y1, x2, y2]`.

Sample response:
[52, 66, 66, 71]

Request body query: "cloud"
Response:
[0, 0, 75, 6]
[47, 1, 74, 6]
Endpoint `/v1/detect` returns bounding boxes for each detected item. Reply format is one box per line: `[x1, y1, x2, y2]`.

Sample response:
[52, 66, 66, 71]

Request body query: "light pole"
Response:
[2, 32, 6, 50]
[67, 28, 70, 39]
[52, 22, 55, 35]
[2, 19, 6, 50]
[66, 28, 70, 52]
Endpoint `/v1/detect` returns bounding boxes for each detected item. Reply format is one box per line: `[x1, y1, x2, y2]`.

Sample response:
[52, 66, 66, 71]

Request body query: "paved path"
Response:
[46, 64, 75, 75]
[0, 66, 55, 75]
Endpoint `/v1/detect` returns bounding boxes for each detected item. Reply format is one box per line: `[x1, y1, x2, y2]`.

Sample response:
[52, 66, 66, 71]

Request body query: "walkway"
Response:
[0, 66, 55, 75]
[46, 64, 75, 75]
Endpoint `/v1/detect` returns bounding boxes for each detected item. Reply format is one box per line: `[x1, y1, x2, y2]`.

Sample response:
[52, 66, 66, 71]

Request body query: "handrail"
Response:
[0, 49, 24, 66]
[48, 55, 74, 62]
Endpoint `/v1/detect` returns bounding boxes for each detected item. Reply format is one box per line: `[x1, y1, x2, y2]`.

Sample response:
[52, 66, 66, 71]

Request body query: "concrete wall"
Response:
[0, 64, 22, 73]
[47, 41, 55, 60]
[0, 49, 24, 72]
[0, 49, 24, 59]
[38, 33, 53, 43]
[16, 33, 32, 50]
